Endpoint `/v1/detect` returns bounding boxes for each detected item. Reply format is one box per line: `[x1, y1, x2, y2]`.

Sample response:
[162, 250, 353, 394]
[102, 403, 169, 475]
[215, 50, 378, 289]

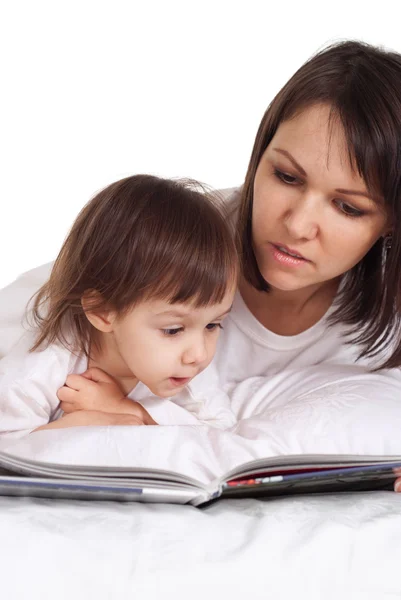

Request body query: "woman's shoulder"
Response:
[217, 186, 241, 202]
[217, 186, 241, 220]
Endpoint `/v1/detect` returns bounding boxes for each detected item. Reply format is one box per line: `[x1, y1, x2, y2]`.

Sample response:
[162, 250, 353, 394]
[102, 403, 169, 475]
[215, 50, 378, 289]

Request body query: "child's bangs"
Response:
[141, 239, 237, 308]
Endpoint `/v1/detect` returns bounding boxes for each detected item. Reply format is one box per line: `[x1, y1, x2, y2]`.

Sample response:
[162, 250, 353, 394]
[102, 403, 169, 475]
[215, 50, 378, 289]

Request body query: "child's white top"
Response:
[0, 330, 236, 442]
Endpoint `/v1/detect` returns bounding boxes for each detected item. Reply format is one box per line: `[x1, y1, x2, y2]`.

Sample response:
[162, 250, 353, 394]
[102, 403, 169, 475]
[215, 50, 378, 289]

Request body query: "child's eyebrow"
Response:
[155, 309, 190, 318]
[154, 306, 232, 319]
[215, 307, 232, 319]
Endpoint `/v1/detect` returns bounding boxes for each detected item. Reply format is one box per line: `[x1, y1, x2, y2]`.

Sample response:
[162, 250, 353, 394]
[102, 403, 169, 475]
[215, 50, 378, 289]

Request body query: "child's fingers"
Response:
[65, 373, 94, 391]
[57, 385, 78, 403]
[82, 367, 117, 385]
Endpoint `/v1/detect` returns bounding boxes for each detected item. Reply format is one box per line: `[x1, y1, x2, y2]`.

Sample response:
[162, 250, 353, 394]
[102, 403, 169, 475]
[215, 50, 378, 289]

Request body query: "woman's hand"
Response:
[57, 367, 157, 425]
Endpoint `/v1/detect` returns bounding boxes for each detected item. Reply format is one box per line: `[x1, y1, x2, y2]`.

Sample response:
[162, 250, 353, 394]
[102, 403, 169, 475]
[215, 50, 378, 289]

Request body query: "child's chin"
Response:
[146, 384, 176, 399]
[155, 389, 178, 398]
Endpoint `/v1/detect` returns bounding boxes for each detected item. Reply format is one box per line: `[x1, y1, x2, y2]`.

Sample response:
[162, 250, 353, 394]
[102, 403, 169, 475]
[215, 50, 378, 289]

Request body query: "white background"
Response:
[1, 0, 401, 289]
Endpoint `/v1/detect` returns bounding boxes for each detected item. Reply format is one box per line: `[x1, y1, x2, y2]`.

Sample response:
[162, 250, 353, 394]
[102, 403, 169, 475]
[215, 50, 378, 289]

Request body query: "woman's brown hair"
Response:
[237, 40, 401, 369]
[30, 175, 238, 356]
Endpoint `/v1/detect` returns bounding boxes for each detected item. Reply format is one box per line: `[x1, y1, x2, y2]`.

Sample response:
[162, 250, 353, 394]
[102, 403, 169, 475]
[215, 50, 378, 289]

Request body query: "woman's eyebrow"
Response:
[335, 188, 371, 200]
[273, 147, 379, 204]
[272, 148, 306, 176]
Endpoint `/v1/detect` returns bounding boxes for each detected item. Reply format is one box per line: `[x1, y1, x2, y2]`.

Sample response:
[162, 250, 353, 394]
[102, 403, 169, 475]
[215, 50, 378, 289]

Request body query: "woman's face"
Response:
[252, 103, 389, 293]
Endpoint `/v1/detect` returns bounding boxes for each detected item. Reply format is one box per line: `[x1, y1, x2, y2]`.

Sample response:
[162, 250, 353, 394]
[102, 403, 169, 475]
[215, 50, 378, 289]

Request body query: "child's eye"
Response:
[205, 323, 223, 332]
[274, 169, 299, 185]
[162, 327, 183, 336]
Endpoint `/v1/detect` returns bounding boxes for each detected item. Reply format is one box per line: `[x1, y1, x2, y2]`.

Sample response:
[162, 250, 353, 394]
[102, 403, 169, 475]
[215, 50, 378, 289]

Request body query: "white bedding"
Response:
[2, 265, 401, 599]
[2, 492, 401, 600]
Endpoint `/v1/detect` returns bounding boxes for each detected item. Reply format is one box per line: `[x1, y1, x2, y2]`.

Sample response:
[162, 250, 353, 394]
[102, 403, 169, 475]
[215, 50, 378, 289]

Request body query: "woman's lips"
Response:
[273, 243, 308, 260]
[269, 243, 310, 267]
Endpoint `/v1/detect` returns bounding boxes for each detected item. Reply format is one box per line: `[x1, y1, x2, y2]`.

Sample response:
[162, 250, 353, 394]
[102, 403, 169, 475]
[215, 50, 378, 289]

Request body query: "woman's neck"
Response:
[239, 276, 340, 336]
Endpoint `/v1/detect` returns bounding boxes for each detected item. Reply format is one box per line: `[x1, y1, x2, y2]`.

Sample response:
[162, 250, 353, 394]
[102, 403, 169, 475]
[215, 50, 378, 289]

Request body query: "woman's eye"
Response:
[162, 327, 183, 336]
[274, 169, 299, 185]
[334, 200, 364, 218]
[206, 323, 223, 332]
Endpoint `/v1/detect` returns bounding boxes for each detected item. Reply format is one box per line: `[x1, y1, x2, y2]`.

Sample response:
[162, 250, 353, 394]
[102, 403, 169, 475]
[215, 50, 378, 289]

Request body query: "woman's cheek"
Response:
[254, 180, 287, 221]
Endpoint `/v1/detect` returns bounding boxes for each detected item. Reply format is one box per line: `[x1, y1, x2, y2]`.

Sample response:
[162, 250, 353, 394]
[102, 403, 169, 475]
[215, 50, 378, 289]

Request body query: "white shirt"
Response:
[0, 330, 236, 442]
[212, 289, 382, 391]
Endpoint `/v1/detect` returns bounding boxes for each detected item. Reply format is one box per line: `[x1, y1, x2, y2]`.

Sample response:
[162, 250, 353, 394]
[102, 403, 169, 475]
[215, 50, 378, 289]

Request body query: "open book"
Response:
[0, 450, 400, 506]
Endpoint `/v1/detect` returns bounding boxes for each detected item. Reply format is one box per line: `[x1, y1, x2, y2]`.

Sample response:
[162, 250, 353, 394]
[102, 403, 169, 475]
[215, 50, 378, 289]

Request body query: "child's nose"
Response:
[182, 337, 208, 365]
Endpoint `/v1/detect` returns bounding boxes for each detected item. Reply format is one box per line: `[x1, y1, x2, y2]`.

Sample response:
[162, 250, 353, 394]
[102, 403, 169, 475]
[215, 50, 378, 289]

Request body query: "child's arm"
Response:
[34, 409, 145, 431]
[0, 335, 155, 442]
[57, 367, 157, 425]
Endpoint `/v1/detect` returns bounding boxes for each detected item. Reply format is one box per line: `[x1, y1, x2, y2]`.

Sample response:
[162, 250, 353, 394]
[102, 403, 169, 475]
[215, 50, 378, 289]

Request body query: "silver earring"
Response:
[384, 233, 393, 250]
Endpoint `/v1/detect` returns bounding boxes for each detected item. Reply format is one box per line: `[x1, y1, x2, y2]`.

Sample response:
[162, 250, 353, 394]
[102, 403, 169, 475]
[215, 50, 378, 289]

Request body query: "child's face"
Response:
[106, 285, 235, 397]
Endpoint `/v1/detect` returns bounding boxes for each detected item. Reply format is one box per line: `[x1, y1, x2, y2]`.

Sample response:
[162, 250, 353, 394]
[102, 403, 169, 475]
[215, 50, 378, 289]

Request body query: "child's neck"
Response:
[89, 333, 139, 396]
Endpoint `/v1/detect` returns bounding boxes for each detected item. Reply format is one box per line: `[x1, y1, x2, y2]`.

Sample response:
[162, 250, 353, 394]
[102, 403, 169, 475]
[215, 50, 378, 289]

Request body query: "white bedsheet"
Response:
[2, 492, 401, 600]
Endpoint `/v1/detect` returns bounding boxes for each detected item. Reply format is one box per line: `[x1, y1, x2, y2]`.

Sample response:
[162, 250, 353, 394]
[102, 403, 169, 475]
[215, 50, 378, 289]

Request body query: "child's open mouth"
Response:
[169, 377, 191, 387]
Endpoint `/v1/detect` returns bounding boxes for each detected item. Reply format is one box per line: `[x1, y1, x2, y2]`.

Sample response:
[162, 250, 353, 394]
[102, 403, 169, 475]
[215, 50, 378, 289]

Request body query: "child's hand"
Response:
[57, 367, 157, 425]
[58, 368, 125, 413]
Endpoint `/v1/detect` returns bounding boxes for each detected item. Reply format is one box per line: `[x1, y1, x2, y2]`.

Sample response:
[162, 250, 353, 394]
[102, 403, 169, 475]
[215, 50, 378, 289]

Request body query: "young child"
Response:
[0, 175, 238, 442]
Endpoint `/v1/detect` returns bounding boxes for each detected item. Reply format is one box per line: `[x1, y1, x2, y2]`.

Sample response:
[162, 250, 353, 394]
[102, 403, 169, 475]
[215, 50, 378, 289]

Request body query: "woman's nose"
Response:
[283, 194, 319, 241]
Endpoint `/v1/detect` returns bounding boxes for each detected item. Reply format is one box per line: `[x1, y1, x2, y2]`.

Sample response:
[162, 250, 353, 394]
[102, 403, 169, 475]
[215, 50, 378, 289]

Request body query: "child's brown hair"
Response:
[30, 175, 238, 356]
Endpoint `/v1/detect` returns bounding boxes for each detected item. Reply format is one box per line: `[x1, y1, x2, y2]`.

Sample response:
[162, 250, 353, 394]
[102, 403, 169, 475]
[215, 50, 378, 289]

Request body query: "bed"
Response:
[1, 264, 401, 600]
[2, 492, 401, 600]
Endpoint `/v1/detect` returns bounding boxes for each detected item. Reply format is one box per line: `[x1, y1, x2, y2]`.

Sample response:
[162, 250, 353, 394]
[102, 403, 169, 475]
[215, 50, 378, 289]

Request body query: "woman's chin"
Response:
[261, 269, 313, 292]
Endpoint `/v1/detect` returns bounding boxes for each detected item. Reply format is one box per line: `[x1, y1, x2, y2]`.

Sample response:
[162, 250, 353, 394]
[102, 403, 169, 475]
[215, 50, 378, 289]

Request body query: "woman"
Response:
[210, 40, 401, 491]
[2, 40, 401, 485]
[206, 40, 401, 495]
[214, 40, 401, 390]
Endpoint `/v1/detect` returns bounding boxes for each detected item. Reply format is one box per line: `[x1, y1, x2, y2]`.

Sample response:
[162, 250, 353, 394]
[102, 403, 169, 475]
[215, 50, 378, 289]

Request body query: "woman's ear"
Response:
[81, 291, 117, 333]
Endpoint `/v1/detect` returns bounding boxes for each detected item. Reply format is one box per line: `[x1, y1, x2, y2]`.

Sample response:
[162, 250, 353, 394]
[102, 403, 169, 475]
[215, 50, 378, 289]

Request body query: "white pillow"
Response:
[2, 364, 401, 483]
[229, 365, 401, 456]
[0, 262, 52, 358]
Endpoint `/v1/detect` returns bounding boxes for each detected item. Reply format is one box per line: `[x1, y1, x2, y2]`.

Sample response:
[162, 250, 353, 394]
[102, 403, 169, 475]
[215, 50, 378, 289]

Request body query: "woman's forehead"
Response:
[270, 109, 362, 179]
[273, 106, 347, 157]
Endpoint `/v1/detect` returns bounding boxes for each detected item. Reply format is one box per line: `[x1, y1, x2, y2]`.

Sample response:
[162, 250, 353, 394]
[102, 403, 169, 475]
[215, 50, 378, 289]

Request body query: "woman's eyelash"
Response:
[334, 200, 364, 218]
[273, 168, 299, 185]
[274, 168, 365, 218]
